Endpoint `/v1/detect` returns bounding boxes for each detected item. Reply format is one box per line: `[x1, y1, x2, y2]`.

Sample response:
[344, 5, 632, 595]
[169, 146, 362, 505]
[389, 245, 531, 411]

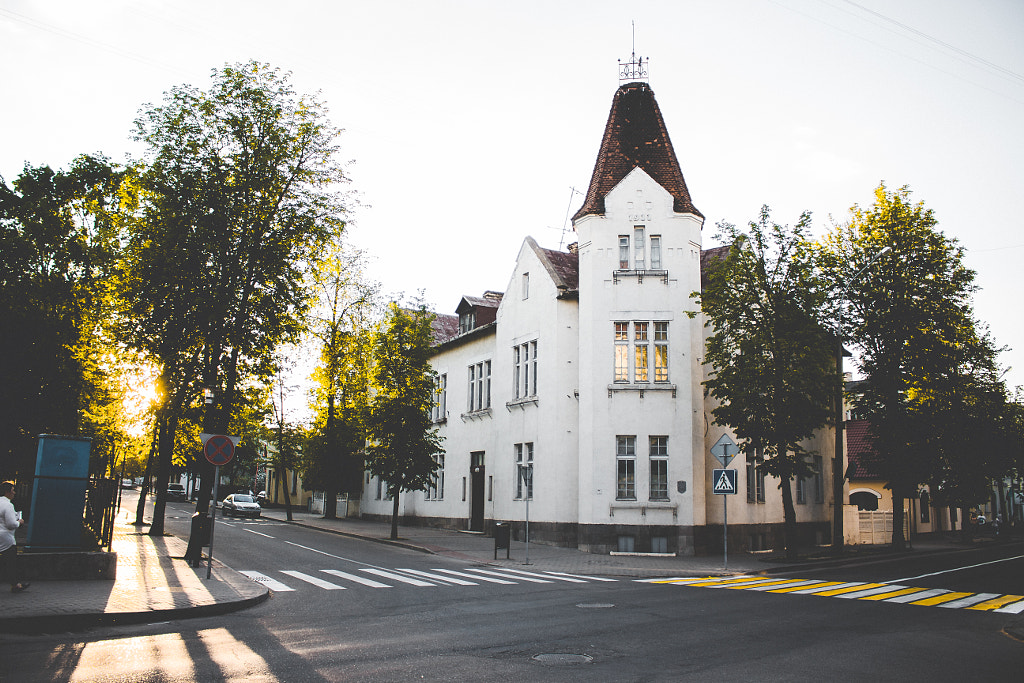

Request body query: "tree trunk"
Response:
[134, 427, 157, 526]
[390, 489, 400, 540]
[780, 476, 798, 560]
[149, 415, 175, 537]
[324, 485, 338, 519]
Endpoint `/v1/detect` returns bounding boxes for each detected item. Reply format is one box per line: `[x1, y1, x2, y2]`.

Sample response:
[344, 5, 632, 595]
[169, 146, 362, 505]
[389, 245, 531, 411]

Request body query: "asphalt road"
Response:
[1, 502, 1021, 682]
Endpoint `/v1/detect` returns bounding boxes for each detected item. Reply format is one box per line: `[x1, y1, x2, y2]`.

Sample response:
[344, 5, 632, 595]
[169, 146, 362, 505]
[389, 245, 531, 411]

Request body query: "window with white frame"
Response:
[616, 436, 636, 500]
[746, 450, 765, 503]
[459, 310, 475, 334]
[432, 373, 447, 422]
[468, 360, 491, 411]
[522, 272, 529, 300]
[650, 235, 662, 269]
[614, 321, 670, 383]
[649, 436, 668, 500]
[633, 226, 646, 269]
[515, 442, 533, 500]
[619, 235, 630, 269]
[513, 340, 538, 399]
[425, 453, 444, 500]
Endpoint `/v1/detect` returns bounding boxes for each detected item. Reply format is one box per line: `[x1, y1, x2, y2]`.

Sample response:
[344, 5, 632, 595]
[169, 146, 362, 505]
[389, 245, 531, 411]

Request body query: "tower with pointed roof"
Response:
[571, 75, 707, 553]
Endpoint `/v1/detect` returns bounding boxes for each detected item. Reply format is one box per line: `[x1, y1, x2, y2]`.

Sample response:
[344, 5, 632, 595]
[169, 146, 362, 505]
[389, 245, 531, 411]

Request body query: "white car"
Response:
[221, 493, 262, 518]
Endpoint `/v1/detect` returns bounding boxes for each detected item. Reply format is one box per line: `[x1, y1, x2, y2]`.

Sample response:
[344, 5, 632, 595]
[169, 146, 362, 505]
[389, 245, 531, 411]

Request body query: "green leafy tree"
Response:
[820, 183, 998, 548]
[696, 207, 834, 558]
[365, 302, 444, 540]
[122, 61, 348, 536]
[0, 155, 133, 478]
[303, 242, 379, 518]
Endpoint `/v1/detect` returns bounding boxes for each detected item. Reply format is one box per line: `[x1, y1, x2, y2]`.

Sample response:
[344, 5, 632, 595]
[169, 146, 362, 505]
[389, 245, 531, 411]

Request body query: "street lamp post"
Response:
[833, 246, 891, 553]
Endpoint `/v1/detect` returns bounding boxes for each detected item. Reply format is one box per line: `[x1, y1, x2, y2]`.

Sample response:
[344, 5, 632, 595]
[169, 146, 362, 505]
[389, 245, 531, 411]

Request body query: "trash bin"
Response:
[494, 522, 510, 560]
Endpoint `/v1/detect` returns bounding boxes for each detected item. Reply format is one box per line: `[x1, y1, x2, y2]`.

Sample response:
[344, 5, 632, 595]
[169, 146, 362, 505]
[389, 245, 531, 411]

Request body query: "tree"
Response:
[122, 61, 349, 537]
[302, 242, 379, 518]
[696, 207, 834, 558]
[365, 302, 444, 540]
[0, 155, 133, 478]
[820, 183, 997, 548]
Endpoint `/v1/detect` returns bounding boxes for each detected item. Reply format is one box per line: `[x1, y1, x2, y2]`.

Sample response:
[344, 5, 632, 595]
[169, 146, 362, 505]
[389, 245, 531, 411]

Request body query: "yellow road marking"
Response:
[910, 591, 973, 606]
[687, 577, 771, 587]
[812, 582, 885, 597]
[723, 578, 805, 590]
[768, 581, 842, 594]
[965, 594, 1024, 611]
[858, 587, 927, 601]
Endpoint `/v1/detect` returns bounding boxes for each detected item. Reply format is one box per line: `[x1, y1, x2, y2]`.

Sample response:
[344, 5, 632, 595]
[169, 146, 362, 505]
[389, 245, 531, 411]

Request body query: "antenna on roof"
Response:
[618, 20, 648, 83]
[559, 186, 585, 250]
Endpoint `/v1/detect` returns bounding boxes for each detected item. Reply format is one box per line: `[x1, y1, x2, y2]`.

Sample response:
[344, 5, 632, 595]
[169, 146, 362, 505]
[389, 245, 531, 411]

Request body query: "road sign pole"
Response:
[207, 465, 219, 580]
[723, 490, 728, 571]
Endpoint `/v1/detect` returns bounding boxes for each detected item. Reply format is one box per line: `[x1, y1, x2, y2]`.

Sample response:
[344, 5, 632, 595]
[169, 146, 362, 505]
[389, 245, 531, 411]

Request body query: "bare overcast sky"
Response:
[3, 0, 1022, 390]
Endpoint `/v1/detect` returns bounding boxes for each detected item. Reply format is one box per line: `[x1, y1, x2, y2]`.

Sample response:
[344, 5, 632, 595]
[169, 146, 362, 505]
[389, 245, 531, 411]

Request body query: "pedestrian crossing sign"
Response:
[713, 468, 737, 495]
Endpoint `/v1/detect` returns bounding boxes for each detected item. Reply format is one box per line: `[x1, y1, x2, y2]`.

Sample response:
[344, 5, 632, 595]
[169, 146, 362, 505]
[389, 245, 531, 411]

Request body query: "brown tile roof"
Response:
[700, 245, 730, 287]
[430, 313, 459, 345]
[538, 245, 579, 292]
[573, 82, 702, 223]
[846, 419, 883, 480]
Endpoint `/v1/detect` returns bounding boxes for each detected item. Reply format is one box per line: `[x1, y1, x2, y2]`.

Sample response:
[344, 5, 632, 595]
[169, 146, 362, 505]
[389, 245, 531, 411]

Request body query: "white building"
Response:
[360, 73, 834, 555]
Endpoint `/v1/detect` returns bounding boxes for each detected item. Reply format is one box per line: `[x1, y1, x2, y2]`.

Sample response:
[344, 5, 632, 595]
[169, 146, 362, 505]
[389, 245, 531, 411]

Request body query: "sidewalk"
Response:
[3, 499, 1020, 636]
[0, 504, 268, 634]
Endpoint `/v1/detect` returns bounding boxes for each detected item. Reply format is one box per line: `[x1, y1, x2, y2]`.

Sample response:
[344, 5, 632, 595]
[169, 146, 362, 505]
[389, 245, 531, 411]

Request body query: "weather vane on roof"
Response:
[618, 21, 649, 83]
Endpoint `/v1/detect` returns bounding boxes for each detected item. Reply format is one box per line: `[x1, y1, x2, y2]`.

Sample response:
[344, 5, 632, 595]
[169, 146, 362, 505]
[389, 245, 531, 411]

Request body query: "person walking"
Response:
[0, 481, 29, 593]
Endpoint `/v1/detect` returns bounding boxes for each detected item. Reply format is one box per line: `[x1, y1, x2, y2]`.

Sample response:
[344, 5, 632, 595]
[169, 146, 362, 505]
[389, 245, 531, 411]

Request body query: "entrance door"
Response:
[470, 451, 485, 532]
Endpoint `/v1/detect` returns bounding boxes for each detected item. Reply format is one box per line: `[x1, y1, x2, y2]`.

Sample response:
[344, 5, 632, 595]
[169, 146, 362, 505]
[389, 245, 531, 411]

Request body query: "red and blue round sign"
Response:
[204, 434, 235, 466]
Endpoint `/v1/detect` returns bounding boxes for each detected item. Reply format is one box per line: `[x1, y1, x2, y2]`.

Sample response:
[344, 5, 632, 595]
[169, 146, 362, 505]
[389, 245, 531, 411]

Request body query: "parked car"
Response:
[221, 493, 261, 518]
[120, 478, 135, 489]
[166, 483, 187, 501]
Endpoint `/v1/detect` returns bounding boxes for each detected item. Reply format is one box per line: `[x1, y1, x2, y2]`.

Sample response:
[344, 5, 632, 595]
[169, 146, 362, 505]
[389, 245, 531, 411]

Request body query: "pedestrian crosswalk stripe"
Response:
[911, 591, 973, 606]
[967, 594, 1024, 611]
[768, 581, 839, 594]
[647, 574, 1020, 614]
[940, 593, 1000, 609]
[462, 568, 554, 583]
[497, 568, 587, 583]
[280, 570, 346, 590]
[321, 569, 392, 588]
[430, 568, 517, 584]
[546, 571, 618, 582]
[993, 598, 1024, 614]
[858, 586, 924, 601]
[360, 568, 436, 586]
[885, 588, 949, 603]
[397, 568, 478, 586]
[239, 571, 295, 591]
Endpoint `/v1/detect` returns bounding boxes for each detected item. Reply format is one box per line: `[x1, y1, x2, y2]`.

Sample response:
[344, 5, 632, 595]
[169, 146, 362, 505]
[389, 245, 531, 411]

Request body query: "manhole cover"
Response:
[576, 603, 615, 608]
[532, 654, 593, 665]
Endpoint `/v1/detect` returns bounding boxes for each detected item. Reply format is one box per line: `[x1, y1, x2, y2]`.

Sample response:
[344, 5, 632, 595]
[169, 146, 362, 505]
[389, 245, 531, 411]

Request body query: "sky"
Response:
[2, 0, 1023, 392]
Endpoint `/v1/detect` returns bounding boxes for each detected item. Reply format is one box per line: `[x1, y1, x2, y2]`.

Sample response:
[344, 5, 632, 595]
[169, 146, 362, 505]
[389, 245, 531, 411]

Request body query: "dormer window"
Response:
[459, 310, 475, 334]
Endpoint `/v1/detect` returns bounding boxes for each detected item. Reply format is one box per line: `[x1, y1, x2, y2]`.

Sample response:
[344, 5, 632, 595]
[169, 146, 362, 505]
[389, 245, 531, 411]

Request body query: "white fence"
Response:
[843, 507, 910, 545]
[309, 491, 358, 517]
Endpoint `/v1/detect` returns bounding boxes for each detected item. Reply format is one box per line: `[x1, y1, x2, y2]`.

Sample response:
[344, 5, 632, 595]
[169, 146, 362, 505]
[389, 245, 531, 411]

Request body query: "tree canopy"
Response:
[697, 207, 834, 557]
[122, 61, 349, 535]
[364, 302, 444, 539]
[819, 183, 1010, 547]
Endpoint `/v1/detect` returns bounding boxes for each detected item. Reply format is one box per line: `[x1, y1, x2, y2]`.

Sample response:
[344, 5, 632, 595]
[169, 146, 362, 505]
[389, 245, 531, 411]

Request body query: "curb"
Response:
[0, 586, 270, 635]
